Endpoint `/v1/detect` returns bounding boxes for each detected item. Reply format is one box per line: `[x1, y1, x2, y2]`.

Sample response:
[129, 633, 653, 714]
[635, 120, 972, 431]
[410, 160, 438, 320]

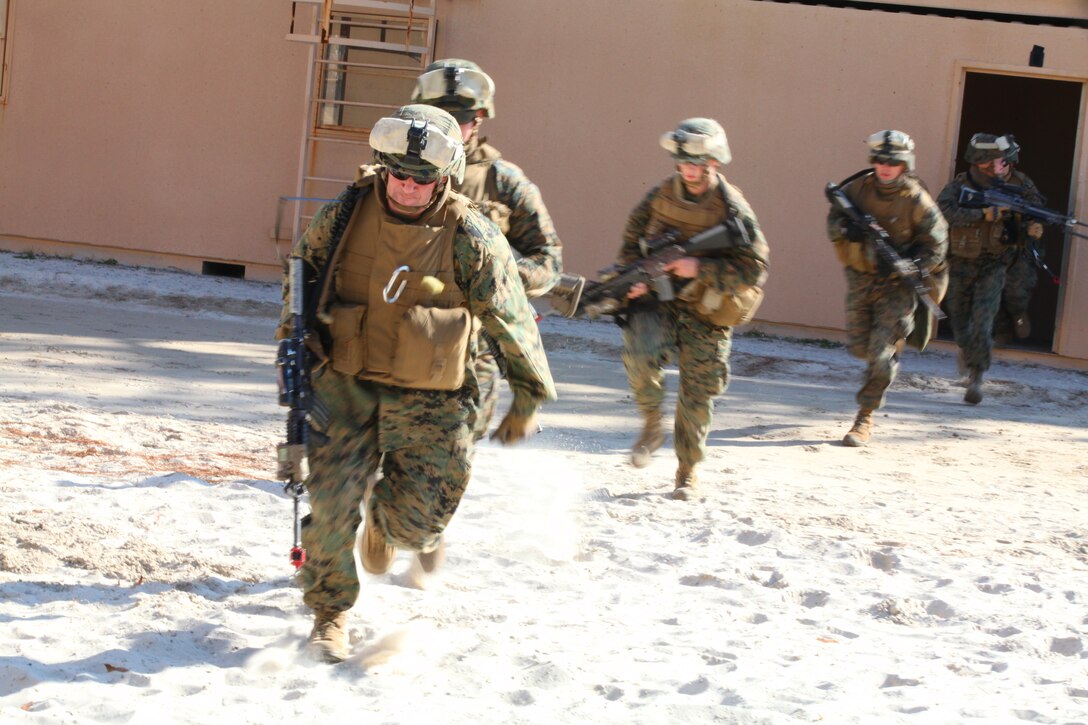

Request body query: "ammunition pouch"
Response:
[391, 305, 473, 390]
[949, 221, 1005, 259]
[834, 239, 877, 274]
[325, 302, 473, 390]
[327, 303, 368, 377]
[678, 280, 764, 328]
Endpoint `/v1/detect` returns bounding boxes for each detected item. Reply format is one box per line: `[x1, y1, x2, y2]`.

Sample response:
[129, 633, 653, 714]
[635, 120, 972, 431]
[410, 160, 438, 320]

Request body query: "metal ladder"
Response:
[279, 0, 438, 252]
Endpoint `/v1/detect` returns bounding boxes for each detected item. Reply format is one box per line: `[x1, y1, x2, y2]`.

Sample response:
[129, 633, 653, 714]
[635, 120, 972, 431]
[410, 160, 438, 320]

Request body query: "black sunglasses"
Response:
[387, 167, 440, 185]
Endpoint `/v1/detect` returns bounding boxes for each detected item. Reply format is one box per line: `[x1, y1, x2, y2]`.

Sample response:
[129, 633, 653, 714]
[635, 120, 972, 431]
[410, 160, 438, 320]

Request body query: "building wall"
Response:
[432, 0, 1088, 358]
[0, 0, 1085, 359]
[0, 0, 309, 279]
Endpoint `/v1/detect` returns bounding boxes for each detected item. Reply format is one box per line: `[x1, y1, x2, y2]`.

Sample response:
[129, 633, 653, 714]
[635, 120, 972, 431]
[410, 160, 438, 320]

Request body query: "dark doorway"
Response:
[939, 72, 1083, 351]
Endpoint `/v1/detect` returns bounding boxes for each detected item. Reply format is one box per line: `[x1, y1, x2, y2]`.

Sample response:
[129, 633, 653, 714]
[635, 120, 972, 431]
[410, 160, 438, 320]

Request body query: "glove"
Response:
[1026, 221, 1044, 240]
[878, 255, 917, 279]
[841, 219, 866, 242]
[490, 401, 539, 445]
[983, 206, 1009, 222]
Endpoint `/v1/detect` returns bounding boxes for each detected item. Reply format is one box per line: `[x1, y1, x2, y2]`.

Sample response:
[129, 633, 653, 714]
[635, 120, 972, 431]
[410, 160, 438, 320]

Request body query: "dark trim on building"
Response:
[748, 1, 1088, 29]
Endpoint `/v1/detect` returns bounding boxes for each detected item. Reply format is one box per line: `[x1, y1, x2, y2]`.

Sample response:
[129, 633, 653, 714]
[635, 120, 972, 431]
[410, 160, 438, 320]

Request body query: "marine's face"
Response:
[676, 159, 720, 194]
[385, 171, 440, 216]
[872, 161, 906, 183]
[976, 157, 1011, 180]
[458, 111, 484, 143]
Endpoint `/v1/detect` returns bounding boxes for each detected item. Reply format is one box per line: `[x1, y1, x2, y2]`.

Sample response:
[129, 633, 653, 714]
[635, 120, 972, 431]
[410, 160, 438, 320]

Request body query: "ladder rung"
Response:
[307, 135, 370, 145]
[328, 36, 428, 55]
[331, 0, 435, 17]
[304, 175, 355, 184]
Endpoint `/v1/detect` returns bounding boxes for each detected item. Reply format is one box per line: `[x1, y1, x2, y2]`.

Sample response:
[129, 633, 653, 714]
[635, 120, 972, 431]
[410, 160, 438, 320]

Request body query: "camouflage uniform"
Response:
[458, 136, 562, 441]
[828, 172, 948, 412]
[938, 167, 1043, 372]
[411, 59, 565, 441]
[279, 170, 556, 615]
[995, 248, 1038, 341]
[621, 175, 769, 474]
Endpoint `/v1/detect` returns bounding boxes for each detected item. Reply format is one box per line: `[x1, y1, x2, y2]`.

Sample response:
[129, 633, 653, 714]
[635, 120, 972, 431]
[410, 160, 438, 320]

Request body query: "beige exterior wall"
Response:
[0, 0, 1086, 360]
[0, 0, 309, 279]
[432, 0, 1088, 359]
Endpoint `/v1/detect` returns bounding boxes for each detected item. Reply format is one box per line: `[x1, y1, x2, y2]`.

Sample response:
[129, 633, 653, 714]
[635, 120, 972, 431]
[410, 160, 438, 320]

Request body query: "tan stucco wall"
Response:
[432, 0, 1088, 358]
[0, 0, 309, 280]
[1, 0, 1085, 359]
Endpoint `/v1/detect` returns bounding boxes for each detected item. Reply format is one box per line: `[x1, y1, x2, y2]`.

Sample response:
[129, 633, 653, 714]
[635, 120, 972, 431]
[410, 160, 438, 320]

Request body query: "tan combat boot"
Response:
[308, 609, 349, 663]
[673, 465, 699, 500]
[964, 368, 983, 405]
[842, 408, 874, 447]
[630, 409, 665, 468]
[359, 502, 396, 575]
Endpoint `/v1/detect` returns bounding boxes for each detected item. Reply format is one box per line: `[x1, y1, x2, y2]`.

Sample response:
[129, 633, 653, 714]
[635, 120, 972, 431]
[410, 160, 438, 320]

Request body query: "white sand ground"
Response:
[1, 252, 1086, 724]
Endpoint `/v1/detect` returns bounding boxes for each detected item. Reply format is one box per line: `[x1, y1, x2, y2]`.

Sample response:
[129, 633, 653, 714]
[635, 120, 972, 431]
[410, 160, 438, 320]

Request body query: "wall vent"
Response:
[202, 261, 246, 279]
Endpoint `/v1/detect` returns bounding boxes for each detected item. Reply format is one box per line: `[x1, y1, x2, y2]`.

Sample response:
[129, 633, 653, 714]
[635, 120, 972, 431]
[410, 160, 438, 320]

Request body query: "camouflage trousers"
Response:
[471, 349, 501, 442]
[844, 268, 916, 411]
[994, 250, 1037, 339]
[299, 366, 476, 613]
[621, 303, 731, 469]
[946, 250, 1014, 372]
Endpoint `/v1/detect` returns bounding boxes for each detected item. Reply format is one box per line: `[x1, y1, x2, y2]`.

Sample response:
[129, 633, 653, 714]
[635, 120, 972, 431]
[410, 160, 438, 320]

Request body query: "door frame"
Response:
[944, 61, 1088, 357]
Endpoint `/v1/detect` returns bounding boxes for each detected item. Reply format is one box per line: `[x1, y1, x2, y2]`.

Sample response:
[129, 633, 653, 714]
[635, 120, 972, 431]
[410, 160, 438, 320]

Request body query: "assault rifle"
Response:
[826, 181, 946, 320]
[957, 183, 1088, 241]
[577, 223, 738, 319]
[957, 182, 1088, 285]
[275, 257, 318, 570]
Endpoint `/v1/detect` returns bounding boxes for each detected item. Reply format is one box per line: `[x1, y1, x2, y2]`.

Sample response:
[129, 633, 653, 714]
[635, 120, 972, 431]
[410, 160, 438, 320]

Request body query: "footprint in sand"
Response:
[869, 550, 901, 572]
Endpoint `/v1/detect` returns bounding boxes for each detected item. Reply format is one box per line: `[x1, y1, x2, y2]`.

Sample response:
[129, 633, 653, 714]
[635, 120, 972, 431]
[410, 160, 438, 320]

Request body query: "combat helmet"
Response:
[369, 104, 466, 184]
[660, 118, 731, 165]
[411, 59, 496, 123]
[867, 129, 915, 171]
[964, 133, 1020, 165]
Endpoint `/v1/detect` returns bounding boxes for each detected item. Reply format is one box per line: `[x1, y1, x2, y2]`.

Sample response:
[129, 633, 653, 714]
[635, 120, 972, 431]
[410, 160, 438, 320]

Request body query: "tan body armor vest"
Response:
[320, 182, 476, 390]
[457, 141, 510, 234]
[948, 170, 1025, 259]
[646, 173, 763, 327]
[852, 176, 918, 248]
[645, 174, 728, 240]
[836, 174, 922, 274]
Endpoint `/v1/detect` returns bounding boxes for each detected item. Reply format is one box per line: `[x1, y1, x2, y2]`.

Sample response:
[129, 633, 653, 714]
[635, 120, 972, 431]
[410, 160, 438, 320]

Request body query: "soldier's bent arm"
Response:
[909, 194, 949, 271]
[495, 160, 563, 296]
[937, 178, 986, 227]
[454, 210, 557, 409]
[697, 195, 770, 293]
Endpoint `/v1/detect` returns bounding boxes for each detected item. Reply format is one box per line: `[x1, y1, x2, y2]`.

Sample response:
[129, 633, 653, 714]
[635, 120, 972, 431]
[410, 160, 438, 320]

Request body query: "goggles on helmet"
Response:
[971, 134, 1014, 153]
[866, 129, 914, 157]
[369, 116, 464, 180]
[413, 66, 494, 110]
[660, 129, 720, 160]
